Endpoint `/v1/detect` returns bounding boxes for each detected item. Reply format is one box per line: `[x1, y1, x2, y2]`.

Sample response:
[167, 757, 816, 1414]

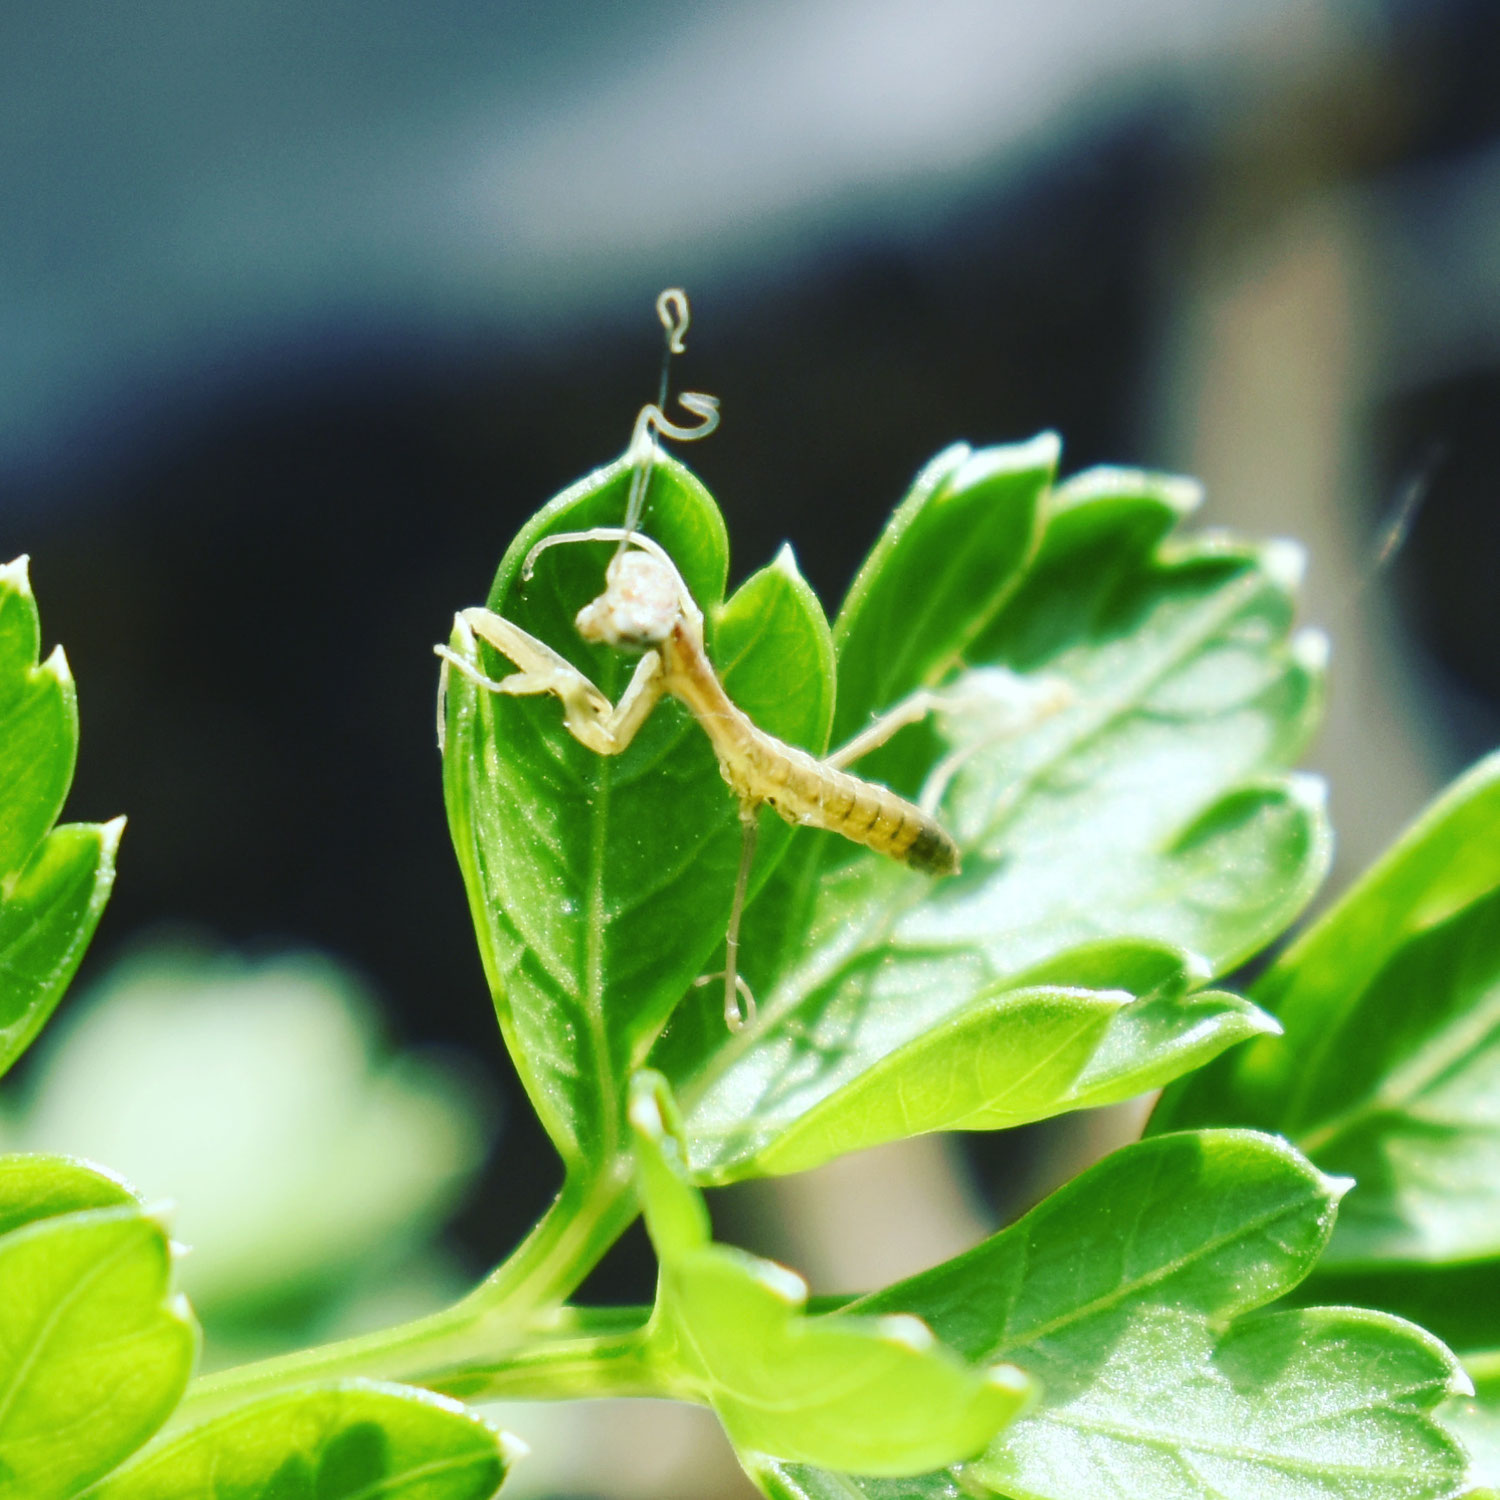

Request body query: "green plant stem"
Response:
[430, 1314, 672, 1403]
[458, 1160, 637, 1314]
[173, 1166, 638, 1430]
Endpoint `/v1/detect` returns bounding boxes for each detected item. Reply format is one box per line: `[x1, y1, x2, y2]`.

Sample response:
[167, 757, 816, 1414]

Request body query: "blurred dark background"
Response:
[2, 7, 1499, 1485]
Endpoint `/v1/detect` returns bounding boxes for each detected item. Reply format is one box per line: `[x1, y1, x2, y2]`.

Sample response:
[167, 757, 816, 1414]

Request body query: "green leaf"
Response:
[90, 1381, 515, 1499]
[441, 454, 831, 1168]
[758, 1131, 1467, 1500]
[0, 558, 122, 1079]
[1294, 1261, 1500, 1358]
[1440, 1356, 1500, 1497]
[1155, 752, 1500, 1269]
[652, 453, 1324, 1181]
[831, 435, 1053, 746]
[0, 1205, 197, 1498]
[0, 1151, 136, 1237]
[750, 1462, 957, 1500]
[0, 558, 75, 879]
[0, 820, 121, 1077]
[701, 942, 1274, 1179]
[629, 1073, 1031, 1476]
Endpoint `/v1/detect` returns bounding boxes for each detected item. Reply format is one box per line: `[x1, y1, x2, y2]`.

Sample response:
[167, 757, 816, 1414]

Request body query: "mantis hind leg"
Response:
[828, 672, 1074, 816]
[694, 800, 761, 1032]
[825, 689, 949, 769]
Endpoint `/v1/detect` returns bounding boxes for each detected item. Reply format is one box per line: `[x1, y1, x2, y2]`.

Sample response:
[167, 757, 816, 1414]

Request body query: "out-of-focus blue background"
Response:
[3, 4, 1499, 1490]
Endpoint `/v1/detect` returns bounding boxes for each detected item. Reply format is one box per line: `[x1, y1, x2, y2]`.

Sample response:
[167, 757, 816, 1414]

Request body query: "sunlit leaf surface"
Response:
[654, 450, 1326, 1180]
[755, 1131, 1468, 1500]
[0, 559, 120, 1079]
[630, 1072, 1029, 1476]
[1156, 753, 1500, 1268]
[92, 1381, 514, 1499]
[0, 1206, 197, 1499]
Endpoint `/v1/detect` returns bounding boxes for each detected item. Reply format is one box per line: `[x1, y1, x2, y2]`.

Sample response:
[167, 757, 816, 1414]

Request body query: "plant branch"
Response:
[172, 1165, 639, 1429]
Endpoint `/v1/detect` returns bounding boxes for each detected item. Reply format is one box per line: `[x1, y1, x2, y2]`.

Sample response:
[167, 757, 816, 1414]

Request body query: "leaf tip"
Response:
[1029, 429, 1063, 468]
[1261, 537, 1308, 593]
[0, 554, 31, 594]
[875, 1313, 936, 1352]
[40, 641, 72, 686]
[949, 432, 1061, 498]
[1181, 948, 1215, 984]
[771, 541, 803, 581]
[755, 1257, 809, 1308]
[1243, 1002, 1284, 1038]
[499, 1429, 533, 1465]
[1322, 1171, 1357, 1204]
[1291, 626, 1330, 674]
[1158, 473, 1206, 516]
[447, 611, 478, 653]
[627, 1069, 673, 1143]
[984, 1361, 1033, 1398]
[1287, 770, 1329, 814]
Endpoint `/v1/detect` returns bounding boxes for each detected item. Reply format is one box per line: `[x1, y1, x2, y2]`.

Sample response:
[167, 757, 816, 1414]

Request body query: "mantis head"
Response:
[576, 549, 682, 649]
[522, 527, 701, 652]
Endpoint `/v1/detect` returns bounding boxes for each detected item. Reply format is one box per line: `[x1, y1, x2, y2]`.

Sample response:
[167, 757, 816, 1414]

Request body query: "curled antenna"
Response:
[620, 289, 720, 542]
[657, 287, 691, 358]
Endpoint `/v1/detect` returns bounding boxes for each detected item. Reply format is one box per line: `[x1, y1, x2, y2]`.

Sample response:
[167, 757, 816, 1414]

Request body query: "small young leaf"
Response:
[693, 944, 1273, 1178]
[0, 819, 121, 1077]
[1155, 752, 1500, 1268]
[0, 1151, 136, 1236]
[831, 435, 1054, 746]
[629, 1073, 1031, 1476]
[1439, 1358, 1500, 1497]
[441, 456, 832, 1169]
[655, 457, 1322, 1181]
[754, 1131, 1468, 1500]
[0, 1206, 197, 1499]
[0, 559, 122, 1079]
[90, 1381, 515, 1499]
[1295, 1261, 1500, 1358]
[0, 558, 76, 879]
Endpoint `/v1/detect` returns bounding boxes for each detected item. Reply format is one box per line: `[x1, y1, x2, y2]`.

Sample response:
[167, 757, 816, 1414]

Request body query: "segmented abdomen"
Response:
[662, 623, 960, 876]
[725, 725, 960, 877]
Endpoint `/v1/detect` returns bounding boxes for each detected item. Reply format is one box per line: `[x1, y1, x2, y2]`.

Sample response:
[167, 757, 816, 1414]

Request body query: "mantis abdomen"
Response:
[663, 625, 961, 877]
[737, 729, 960, 875]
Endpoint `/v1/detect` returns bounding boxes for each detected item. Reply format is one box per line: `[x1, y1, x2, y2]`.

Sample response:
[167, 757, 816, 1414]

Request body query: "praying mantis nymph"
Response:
[437, 526, 961, 1033]
[437, 290, 967, 1032]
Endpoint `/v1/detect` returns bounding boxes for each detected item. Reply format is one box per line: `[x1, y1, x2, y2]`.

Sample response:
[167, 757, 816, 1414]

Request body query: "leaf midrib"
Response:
[585, 752, 620, 1159]
[1295, 972, 1500, 1157]
[988, 1191, 1319, 1355]
[972, 561, 1274, 849]
[1021, 1404, 1446, 1479]
[0, 1221, 144, 1442]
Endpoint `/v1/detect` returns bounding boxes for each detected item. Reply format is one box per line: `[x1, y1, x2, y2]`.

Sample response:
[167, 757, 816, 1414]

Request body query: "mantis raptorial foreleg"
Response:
[436, 607, 666, 757]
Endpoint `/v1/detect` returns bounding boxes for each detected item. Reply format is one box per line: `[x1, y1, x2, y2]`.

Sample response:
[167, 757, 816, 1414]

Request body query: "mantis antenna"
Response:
[620, 288, 720, 544]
